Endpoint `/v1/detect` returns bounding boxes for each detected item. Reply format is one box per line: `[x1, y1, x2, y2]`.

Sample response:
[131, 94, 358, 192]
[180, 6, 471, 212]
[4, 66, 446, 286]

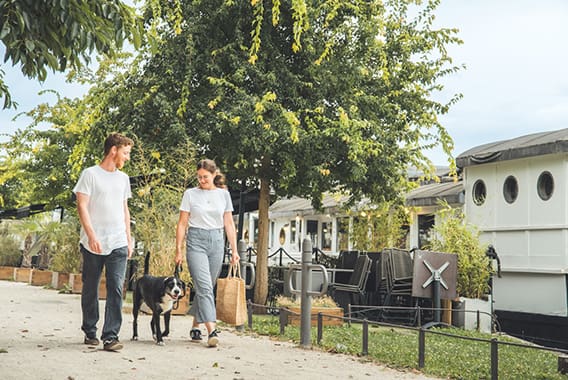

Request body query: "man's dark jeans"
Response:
[80, 244, 128, 341]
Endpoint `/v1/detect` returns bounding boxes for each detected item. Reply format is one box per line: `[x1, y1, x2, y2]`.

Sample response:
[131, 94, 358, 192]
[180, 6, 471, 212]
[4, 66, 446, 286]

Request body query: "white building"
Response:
[456, 128, 568, 348]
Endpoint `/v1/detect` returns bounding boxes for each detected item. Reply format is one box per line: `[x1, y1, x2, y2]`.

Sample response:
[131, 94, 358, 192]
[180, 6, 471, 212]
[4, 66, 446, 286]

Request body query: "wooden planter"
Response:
[0, 266, 15, 280]
[14, 268, 32, 283]
[285, 306, 344, 326]
[30, 270, 53, 286]
[69, 273, 107, 299]
[51, 272, 70, 290]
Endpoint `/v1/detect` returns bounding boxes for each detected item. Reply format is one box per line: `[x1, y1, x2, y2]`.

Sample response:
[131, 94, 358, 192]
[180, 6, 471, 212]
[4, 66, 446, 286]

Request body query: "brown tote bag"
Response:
[216, 263, 247, 326]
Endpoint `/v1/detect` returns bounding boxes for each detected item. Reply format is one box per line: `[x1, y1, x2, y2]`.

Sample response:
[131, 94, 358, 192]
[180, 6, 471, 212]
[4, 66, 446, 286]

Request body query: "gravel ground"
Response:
[0, 280, 437, 380]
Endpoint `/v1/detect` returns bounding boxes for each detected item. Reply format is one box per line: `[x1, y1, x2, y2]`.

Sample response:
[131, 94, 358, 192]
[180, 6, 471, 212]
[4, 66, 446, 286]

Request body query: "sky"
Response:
[1, 0, 568, 165]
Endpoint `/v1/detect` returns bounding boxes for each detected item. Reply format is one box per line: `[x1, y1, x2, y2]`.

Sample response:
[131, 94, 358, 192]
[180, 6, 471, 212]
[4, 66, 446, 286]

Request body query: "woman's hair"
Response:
[197, 159, 226, 188]
[214, 171, 226, 188]
[103, 133, 134, 156]
[197, 159, 217, 174]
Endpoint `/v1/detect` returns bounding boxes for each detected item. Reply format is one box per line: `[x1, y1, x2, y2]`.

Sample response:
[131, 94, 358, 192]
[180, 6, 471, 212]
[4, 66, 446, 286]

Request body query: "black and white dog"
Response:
[132, 252, 186, 345]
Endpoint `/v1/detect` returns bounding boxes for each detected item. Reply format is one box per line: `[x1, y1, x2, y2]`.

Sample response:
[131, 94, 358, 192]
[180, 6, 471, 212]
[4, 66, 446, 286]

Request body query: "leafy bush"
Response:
[48, 220, 81, 273]
[0, 223, 21, 266]
[349, 201, 410, 252]
[427, 202, 490, 299]
[129, 140, 195, 286]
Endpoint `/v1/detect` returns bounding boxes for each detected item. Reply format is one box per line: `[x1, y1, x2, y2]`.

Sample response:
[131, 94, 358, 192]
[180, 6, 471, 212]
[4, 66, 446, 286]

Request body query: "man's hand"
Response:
[88, 238, 102, 254]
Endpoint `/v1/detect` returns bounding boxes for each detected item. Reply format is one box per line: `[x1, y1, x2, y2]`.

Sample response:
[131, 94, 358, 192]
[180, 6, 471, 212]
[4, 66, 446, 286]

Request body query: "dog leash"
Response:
[173, 264, 183, 310]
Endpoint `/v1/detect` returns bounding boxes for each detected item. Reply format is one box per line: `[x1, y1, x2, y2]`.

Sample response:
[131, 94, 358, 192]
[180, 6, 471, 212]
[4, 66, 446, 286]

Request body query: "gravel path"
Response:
[0, 280, 437, 380]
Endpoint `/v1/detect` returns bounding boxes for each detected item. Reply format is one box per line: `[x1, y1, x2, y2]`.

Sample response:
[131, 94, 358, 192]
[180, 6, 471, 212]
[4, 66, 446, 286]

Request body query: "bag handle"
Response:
[228, 263, 242, 279]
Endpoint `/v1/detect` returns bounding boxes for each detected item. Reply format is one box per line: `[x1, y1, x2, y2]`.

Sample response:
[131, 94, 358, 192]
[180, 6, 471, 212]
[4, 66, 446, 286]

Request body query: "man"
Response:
[73, 133, 133, 351]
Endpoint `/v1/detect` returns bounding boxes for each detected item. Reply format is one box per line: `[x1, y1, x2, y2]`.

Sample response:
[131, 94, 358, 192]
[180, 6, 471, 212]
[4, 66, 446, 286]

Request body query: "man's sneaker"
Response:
[207, 329, 219, 347]
[190, 329, 202, 342]
[84, 336, 99, 346]
[103, 339, 123, 351]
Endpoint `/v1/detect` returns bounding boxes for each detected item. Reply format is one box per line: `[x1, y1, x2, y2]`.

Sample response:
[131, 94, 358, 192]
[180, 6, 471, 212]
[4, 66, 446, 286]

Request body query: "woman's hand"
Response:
[175, 251, 184, 266]
[230, 253, 240, 265]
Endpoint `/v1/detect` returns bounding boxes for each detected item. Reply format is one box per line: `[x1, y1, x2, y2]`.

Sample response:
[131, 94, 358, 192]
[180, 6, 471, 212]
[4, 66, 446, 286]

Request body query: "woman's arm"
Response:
[175, 211, 190, 265]
[223, 211, 239, 264]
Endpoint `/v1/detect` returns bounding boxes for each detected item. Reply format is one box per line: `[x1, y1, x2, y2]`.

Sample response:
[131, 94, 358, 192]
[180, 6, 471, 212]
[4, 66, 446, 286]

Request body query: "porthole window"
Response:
[279, 228, 286, 245]
[537, 171, 554, 201]
[503, 175, 518, 204]
[472, 180, 486, 206]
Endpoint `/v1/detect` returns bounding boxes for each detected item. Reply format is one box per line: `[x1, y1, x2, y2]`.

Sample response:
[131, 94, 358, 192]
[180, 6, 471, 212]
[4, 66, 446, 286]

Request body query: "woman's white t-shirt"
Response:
[180, 187, 233, 229]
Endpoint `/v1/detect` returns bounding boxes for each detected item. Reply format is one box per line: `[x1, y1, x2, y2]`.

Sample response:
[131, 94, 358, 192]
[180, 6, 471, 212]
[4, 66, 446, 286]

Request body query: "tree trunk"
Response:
[253, 177, 270, 308]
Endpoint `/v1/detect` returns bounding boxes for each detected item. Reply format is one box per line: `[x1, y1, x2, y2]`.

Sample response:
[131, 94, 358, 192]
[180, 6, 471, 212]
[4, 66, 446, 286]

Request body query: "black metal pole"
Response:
[418, 328, 426, 368]
[433, 278, 441, 323]
[491, 338, 499, 380]
[237, 186, 246, 241]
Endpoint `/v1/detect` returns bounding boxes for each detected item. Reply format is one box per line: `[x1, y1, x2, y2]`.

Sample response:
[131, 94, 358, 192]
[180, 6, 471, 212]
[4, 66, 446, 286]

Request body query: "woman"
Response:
[175, 159, 239, 347]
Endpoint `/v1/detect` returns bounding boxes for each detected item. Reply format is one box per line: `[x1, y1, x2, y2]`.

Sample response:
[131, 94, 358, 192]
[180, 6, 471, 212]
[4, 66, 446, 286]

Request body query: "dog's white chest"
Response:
[159, 296, 174, 314]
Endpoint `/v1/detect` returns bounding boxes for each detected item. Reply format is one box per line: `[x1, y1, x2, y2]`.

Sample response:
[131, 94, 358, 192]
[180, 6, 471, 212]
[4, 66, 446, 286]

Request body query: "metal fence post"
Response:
[247, 299, 253, 329]
[279, 308, 287, 335]
[362, 319, 369, 356]
[317, 312, 323, 345]
[236, 239, 248, 332]
[418, 328, 425, 368]
[491, 338, 499, 380]
[300, 238, 313, 348]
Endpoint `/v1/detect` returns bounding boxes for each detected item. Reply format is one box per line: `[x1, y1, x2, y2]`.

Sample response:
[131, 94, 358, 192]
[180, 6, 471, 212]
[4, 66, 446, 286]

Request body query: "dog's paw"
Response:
[156, 341, 165, 346]
[131, 336, 138, 341]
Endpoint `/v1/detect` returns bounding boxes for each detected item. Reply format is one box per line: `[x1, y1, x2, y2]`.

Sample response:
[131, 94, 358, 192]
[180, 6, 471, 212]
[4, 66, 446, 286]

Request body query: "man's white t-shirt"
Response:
[73, 165, 132, 255]
[179, 187, 233, 229]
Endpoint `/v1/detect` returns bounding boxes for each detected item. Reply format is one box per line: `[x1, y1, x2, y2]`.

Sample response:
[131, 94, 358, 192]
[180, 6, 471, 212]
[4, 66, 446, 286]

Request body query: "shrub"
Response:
[427, 202, 490, 299]
[0, 223, 21, 266]
[49, 220, 81, 273]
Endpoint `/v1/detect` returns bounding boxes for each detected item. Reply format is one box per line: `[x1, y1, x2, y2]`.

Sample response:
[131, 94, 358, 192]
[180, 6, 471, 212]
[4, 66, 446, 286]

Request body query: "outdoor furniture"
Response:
[334, 250, 360, 284]
[329, 254, 372, 310]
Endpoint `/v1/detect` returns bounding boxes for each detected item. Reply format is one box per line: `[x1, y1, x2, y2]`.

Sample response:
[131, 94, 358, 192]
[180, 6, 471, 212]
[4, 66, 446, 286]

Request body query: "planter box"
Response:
[452, 296, 492, 333]
[69, 273, 107, 299]
[51, 272, 70, 290]
[285, 306, 344, 326]
[30, 270, 53, 286]
[14, 268, 32, 283]
[0, 266, 15, 280]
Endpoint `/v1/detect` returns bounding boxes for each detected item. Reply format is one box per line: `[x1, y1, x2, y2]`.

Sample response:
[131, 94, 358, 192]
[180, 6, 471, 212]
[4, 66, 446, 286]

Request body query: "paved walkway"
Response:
[0, 280, 436, 380]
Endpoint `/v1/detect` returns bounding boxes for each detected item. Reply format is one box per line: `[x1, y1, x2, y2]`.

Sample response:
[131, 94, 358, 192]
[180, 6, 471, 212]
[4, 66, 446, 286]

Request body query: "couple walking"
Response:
[73, 133, 239, 351]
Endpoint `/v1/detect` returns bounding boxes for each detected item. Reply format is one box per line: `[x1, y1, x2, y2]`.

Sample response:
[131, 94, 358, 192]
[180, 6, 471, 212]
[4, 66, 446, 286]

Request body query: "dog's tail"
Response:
[144, 251, 150, 275]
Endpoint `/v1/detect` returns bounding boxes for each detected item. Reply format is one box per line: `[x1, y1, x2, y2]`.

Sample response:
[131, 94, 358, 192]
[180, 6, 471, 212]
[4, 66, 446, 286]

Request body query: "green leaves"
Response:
[428, 202, 491, 299]
[0, 0, 142, 108]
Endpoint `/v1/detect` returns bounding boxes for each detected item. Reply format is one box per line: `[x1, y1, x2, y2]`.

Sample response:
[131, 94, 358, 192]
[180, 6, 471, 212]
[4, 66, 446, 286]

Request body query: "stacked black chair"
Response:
[334, 250, 360, 284]
[329, 254, 372, 311]
[380, 248, 415, 324]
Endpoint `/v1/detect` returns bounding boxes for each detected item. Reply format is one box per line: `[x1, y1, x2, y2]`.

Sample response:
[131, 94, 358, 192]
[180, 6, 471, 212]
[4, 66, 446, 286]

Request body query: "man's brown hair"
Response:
[103, 133, 134, 156]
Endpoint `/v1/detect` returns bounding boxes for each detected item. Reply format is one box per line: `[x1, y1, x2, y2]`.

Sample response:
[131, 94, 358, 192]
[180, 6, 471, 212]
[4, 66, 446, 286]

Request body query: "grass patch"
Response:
[248, 315, 566, 379]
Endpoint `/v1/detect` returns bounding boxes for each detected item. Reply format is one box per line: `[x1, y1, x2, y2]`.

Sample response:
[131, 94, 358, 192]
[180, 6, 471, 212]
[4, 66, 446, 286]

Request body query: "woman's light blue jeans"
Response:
[186, 228, 224, 323]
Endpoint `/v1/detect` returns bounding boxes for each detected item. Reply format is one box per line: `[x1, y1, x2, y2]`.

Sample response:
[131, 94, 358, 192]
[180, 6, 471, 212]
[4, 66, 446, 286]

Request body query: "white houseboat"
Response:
[457, 128, 568, 348]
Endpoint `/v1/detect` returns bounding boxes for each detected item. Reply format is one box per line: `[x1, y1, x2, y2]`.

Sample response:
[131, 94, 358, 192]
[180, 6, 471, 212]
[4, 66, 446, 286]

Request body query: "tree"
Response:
[147, 0, 462, 305]
[0, 0, 141, 108]
[1, 0, 463, 307]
